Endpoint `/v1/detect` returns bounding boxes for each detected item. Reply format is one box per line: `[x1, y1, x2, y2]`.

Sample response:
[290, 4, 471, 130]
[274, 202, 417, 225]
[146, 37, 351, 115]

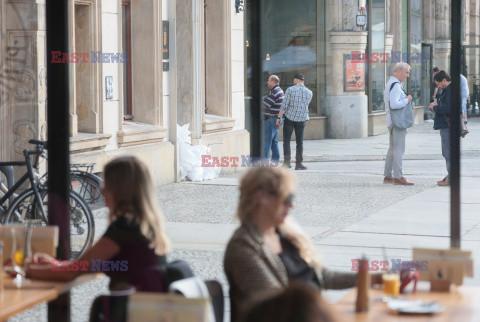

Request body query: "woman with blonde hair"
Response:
[224, 167, 372, 322]
[28, 155, 171, 292]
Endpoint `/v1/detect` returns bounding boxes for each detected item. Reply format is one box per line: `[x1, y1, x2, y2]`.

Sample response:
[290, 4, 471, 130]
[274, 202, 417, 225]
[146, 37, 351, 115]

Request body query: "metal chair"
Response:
[169, 277, 224, 322]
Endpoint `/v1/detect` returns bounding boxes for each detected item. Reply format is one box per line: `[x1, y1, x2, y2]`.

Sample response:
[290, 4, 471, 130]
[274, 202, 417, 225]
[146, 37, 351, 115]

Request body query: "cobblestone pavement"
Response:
[8, 118, 480, 321]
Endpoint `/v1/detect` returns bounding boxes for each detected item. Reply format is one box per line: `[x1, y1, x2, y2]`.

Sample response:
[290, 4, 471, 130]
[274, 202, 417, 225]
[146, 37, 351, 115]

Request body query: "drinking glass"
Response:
[382, 272, 400, 297]
[10, 226, 32, 288]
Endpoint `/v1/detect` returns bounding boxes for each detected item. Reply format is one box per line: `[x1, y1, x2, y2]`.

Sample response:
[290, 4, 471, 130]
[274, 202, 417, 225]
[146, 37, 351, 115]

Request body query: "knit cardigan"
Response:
[224, 223, 357, 321]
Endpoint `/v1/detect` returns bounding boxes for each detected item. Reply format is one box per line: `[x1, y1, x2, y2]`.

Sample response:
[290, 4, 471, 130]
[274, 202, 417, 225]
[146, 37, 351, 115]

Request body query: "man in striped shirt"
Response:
[264, 75, 284, 161]
[276, 73, 312, 170]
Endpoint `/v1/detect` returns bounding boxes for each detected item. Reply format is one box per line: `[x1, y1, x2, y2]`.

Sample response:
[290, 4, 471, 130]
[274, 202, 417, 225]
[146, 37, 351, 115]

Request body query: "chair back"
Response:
[205, 280, 224, 322]
[128, 293, 211, 322]
[89, 286, 136, 322]
[169, 277, 215, 322]
[165, 259, 195, 287]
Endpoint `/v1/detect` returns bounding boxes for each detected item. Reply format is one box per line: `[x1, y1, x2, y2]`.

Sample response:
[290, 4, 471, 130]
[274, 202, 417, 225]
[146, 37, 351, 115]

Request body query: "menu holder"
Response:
[0, 226, 58, 260]
[127, 293, 212, 322]
[413, 248, 473, 291]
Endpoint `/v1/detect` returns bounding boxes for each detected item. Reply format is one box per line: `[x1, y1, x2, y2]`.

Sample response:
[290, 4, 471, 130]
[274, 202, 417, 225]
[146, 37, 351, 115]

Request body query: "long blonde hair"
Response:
[237, 167, 321, 268]
[103, 156, 170, 255]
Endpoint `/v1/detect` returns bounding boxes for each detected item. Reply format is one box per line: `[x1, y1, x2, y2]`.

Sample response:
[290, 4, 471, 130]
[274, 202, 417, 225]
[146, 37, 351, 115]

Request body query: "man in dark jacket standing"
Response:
[264, 75, 284, 162]
[429, 70, 451, 186]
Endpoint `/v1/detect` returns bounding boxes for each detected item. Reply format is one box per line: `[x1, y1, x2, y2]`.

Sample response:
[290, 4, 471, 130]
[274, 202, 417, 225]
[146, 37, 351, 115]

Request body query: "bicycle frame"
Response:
[0, 148, 48, 222]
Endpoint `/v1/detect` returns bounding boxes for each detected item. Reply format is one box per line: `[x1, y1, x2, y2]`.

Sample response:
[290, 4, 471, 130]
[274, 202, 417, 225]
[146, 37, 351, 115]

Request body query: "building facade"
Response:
[0, 0, 249, 186]
[246, 0, 480, 139]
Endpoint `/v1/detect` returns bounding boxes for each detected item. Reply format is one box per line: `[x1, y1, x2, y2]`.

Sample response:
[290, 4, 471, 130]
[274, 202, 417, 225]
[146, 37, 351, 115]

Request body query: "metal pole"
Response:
[249, 0, 264, 159]
[46, 0, 71, 320]
[450, 0, 461, 249]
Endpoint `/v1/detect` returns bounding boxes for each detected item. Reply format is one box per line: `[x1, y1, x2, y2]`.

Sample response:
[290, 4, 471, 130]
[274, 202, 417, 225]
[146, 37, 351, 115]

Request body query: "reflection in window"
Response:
[410, 0, 423, 106]
[369, 0, 385, 112]
[247, 0, 318, 114]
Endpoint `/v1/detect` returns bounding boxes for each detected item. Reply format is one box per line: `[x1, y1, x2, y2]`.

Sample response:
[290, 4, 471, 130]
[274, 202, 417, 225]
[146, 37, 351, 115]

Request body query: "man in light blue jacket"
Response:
[383, 63, 414, 185]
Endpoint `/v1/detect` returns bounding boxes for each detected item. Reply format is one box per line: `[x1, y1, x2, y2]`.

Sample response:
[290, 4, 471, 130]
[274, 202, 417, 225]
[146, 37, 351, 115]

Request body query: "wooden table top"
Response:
[334, 285, 480, 321]
[0, 273, 103, 321]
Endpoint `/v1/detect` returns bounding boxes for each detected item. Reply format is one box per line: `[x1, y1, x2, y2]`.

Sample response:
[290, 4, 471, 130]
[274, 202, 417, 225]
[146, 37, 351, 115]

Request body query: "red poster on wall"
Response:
[344, 54, 365, 92]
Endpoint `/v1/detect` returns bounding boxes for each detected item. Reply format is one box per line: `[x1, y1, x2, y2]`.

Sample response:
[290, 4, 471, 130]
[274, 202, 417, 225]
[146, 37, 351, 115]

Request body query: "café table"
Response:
[0, 272, 103, 321]
[334, 284, 480, 321]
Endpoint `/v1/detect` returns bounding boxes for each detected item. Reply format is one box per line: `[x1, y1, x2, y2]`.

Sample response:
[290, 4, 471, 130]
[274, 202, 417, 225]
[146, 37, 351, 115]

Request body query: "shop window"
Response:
[71, 0, 101, 136]
[368, 0, 386, 112]
[121, 0, 133, 120]
[409, 0, 423, 106]
[246, 0, 320, 115]
[205, 0, 231, 118]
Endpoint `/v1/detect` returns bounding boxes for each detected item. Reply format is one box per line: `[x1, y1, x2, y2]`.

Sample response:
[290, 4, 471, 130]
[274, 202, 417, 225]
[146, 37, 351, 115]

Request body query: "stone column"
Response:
[176, 0, 203, 140]
[423, 0, 435, 44]
[434, 1, 451, 70]
[389, 0, 402, 54]
[0, 1, 47, 161]
[325, 31, 368, 138]
[385, 33, 394, 70]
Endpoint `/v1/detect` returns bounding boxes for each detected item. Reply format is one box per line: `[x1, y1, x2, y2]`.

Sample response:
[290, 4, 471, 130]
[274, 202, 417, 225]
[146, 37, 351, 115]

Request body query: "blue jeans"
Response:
[264, 118, 280, 160]
[283, 117, 306, 164]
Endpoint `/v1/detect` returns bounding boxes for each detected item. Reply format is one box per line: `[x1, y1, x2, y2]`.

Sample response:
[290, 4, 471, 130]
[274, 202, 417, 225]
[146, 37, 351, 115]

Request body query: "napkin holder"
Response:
[413, 248, 473, 292]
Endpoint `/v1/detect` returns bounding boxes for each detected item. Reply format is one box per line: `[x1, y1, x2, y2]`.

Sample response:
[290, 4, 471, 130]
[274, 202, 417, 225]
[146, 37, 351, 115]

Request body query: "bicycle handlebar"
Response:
[28, 139, 47, 149]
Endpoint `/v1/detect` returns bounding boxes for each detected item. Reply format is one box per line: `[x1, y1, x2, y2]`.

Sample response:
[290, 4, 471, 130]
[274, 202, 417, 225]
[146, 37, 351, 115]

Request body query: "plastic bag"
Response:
[177, 124, 221, 181]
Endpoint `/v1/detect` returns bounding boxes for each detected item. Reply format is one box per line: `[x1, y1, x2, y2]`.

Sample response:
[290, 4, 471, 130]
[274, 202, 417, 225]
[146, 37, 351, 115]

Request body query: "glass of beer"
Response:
[383, 273, 400, 297]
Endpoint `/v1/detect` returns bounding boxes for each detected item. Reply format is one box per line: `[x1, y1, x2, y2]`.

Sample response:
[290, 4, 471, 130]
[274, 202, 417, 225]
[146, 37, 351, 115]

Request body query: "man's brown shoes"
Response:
[437, 177, 450, 186]
[383, 177, 395, 184]
[393, 177, 414, 185]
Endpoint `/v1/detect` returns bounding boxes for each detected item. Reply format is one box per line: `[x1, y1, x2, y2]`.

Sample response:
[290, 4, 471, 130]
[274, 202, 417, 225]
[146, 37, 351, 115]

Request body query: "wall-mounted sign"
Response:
[344, 54, 365, 92]
[105, 76, 113, 100]
[356, 15, 366, 26]
[163, 21, 169, 60]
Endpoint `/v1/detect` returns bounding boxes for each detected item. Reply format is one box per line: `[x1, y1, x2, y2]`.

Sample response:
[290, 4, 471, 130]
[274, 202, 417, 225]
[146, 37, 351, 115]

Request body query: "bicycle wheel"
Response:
[4, 189, 95, 259]
[69, 171, 104, 209]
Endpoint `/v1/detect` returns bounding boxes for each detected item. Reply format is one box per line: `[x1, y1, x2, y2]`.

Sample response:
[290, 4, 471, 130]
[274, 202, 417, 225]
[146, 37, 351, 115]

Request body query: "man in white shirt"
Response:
[383, 63, 414, 185]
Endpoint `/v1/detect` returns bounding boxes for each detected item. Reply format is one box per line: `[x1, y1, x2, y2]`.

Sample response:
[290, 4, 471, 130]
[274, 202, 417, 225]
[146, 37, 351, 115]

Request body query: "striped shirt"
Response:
[280, 84, 312, 122]
[264, 85, 284, 117]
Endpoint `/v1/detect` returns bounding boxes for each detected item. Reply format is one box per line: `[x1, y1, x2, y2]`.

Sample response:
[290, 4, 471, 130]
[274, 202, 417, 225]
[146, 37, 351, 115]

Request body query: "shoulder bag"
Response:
[389, 82, 414, 130]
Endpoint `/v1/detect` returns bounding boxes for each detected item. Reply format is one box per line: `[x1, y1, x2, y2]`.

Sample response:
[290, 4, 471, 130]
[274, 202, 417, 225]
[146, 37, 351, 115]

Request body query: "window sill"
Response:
[202, 114, 235, 134]
[117, 121, 167, 147]
[70, 133, 112, 154]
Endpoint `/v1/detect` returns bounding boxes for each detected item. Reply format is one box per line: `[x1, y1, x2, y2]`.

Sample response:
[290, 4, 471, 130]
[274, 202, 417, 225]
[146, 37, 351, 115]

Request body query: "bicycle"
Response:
[68, 163, 104, 210]
[0, 139, 95, 259]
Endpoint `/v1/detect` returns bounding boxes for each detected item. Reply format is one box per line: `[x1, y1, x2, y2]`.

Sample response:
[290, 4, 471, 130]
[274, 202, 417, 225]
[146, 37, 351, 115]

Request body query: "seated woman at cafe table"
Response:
[27, 156, 171, 292]
[224, 167, 383, 322]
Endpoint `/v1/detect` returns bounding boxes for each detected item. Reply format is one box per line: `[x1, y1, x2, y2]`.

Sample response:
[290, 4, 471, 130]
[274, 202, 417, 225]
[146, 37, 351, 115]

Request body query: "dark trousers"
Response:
[283, 117, 306, 164]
